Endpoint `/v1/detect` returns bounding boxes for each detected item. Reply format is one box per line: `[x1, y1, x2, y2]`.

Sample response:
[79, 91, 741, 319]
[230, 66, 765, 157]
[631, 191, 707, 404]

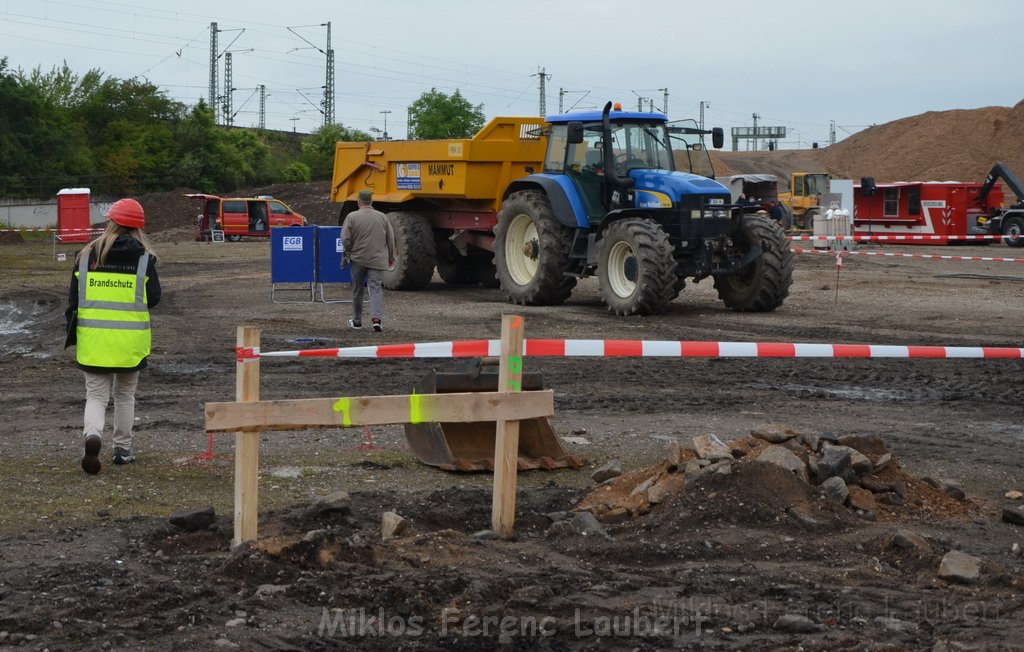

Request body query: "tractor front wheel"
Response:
[714, 214, 794, 312]
[597, 218, 678, 316]
[494, 190, 576, 305]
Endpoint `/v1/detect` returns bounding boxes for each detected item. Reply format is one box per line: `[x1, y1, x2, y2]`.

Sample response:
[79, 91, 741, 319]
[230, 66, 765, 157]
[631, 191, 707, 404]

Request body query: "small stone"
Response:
[820, 476, 849, 504]
[545, 521, 576, 539]
[1005, 490, 1023, 500]
[892, 479, 908, 498]
[772, 614, 823, 633]
[692, 434, 733, 461]
[940, 481, 966, 502]
[168, 506, 215, 532]
[225, 618, 246, 627]
[545, 511, 569, 523]
[891, 529, 929, 553]
[591, 460, 623, 483]
[602, 507, 631, 524]
[837, 434, 889, 458]
[874, 453, 893, 471]
[859, 475, 893, 494]
[214, 639, 240, 649]
[874, 616, 917, 633]
[316, 491, 351, 514]
[846, 486, 877, 513]
[816, 445, 852, 483]
[647, 474, 684, 504]
[381, 511, 407, 540]
[938, 550, 981, 583]
[630, 478, 655, 497]
[1001, 506, 1024, 526]
[751, 424, 798, 444]
[757, 445, 808, 483]
[571, 511, 610, 539]
[254, 584, 289, 598]
[847, 449, 874, 475]
[877, 492, 905, 506]
[1010, 543, 1020, 557]
[664, 441, 683, 470]
[472, 529, 499, 540]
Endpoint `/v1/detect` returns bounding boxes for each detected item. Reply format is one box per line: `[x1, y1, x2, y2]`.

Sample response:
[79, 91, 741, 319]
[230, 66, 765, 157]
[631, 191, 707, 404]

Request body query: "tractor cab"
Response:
[543, 104, 727, 224]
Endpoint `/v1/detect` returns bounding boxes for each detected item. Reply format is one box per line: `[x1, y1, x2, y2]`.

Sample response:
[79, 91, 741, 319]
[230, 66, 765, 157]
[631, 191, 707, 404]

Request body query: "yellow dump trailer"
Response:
[331, 117, 547, 290]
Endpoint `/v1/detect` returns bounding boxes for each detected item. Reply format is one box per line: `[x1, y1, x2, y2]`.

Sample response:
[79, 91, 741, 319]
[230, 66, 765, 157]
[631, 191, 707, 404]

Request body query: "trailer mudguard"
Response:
[503, 175, 589, 228]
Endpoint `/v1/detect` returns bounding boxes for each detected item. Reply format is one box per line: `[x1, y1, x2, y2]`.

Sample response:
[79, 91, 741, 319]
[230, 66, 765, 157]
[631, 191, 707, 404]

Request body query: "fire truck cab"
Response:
[187, 193, 307, 242]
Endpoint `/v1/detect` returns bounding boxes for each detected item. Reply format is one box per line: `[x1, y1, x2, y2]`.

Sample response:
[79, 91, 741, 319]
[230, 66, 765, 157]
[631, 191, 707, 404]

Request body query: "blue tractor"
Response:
[494, 102, 794, 315]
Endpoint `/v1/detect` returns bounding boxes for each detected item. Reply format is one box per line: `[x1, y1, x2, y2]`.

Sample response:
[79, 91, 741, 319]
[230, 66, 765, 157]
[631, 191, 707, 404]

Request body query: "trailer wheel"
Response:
[597, 218, 678, 316]
[1002, 215, 1024, 247]
[495, 190, 576, 305]
[714, 214, 794, 312]
[382, 212, 436, 290]
[435, 239, 477, 285]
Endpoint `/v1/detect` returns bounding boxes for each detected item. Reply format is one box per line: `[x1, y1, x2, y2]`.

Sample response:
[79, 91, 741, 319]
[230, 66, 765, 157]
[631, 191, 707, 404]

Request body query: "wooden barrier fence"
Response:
[203, 315, 548, 547]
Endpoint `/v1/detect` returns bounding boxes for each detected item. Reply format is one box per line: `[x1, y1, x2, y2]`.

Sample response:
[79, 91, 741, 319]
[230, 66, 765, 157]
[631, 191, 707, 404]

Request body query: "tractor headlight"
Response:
[702, 209, 728, 218]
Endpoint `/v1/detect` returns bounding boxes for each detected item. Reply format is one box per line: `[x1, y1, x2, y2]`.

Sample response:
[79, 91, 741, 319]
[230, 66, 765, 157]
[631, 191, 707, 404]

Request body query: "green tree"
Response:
[407, 88, 485, 140]
[300, 123, 373, 180]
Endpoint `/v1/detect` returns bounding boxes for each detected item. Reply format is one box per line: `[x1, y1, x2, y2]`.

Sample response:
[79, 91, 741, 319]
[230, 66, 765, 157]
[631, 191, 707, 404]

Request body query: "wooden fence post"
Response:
[233, 326, 261, 547]
[491, 314, 524, 538]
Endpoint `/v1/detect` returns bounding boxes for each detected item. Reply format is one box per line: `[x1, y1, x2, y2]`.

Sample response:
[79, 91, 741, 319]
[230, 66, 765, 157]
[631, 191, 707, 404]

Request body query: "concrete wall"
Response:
[0, 199, 115, 229]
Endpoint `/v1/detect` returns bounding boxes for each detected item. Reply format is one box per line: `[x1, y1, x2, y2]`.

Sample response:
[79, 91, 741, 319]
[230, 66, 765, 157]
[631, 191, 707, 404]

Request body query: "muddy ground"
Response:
[1, 231, 1023, 651]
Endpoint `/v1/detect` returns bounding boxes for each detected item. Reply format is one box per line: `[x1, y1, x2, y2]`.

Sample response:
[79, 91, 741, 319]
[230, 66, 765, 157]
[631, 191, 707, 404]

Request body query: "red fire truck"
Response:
[853, 163, 1024, 247]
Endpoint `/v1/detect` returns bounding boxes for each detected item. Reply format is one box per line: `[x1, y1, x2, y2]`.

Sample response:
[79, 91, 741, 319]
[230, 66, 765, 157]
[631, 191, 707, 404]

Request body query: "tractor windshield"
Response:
[605, 122, 673, 174]
[667, 119, 715, 179]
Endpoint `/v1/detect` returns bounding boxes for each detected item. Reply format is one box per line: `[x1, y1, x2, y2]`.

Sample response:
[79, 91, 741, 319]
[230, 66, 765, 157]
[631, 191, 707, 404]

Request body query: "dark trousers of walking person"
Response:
[350, 262, 384, 327]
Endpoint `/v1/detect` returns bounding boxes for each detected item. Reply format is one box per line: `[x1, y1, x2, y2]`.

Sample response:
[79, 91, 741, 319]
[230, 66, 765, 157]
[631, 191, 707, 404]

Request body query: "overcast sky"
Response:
[1, 0, 1020, 148]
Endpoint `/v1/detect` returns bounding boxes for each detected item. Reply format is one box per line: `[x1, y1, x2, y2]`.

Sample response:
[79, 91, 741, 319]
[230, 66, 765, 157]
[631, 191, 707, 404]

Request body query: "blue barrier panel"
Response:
[316, 226, 352, 284]
[270, 226, 316, 303]
[316, 226, 357, 303]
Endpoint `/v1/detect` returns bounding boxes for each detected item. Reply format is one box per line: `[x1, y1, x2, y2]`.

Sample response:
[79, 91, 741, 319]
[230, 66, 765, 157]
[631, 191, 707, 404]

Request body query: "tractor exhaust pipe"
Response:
[602, 101, 634, 190]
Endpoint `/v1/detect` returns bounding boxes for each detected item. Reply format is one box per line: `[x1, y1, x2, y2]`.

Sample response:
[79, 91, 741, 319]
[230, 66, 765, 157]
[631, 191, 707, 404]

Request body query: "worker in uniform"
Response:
[65, 198, 161, 474]
[341, 189, 395, 332]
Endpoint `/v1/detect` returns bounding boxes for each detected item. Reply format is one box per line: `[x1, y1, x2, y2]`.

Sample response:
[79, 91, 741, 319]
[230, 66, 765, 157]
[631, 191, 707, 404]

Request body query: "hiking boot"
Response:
[81, 434, 101, 475]
[372, 318, 383, 333]
[348, 319, 362, 329]
[112, 447, 135, 465]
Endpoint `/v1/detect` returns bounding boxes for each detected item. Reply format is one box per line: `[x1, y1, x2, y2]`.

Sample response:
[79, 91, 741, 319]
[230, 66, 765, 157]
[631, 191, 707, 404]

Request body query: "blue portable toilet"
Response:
[270, 226, 316, 303]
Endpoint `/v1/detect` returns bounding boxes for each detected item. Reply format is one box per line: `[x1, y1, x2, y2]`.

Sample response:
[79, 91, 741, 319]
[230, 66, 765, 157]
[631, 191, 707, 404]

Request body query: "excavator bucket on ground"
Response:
[404, 361, 584, 472]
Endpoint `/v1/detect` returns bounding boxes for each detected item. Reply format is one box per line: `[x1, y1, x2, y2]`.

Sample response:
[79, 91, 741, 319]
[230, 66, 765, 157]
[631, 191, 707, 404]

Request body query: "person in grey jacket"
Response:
[341, 189, 395, 332]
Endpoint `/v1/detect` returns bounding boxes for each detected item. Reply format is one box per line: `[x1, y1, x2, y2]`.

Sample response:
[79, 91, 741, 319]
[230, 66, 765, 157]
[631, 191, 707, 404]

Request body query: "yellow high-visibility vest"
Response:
[75, 253, 151, 368]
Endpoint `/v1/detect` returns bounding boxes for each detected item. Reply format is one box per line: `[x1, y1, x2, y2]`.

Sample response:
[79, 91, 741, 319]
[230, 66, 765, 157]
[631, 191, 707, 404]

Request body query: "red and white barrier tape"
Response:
[789, 234, 1010, 242]
[247, 340, 1024, 360]
[0, 227, 102, 234]
[791, 248, 1024, 263]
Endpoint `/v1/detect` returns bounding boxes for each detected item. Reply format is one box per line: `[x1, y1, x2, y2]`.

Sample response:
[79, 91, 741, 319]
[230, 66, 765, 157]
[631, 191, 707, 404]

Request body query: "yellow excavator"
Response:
[777, 172, 830, 230]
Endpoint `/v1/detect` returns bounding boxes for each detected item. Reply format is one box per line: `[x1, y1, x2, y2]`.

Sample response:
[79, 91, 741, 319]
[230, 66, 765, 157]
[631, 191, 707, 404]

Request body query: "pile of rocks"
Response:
[577, 424, 970, 524]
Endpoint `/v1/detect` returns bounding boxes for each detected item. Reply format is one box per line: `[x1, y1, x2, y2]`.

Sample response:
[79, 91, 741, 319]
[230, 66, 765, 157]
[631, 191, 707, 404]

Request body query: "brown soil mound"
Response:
[712, 99, 1024, 203]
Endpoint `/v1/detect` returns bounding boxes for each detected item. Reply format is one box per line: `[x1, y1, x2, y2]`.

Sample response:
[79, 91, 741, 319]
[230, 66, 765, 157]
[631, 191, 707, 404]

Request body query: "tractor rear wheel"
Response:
[382, 212, 436, 290]
[495, 190, 576, 305]
[597, 218, 678, 316]
[714, 214, 794, 312]
[1002, 215, 1024, 247]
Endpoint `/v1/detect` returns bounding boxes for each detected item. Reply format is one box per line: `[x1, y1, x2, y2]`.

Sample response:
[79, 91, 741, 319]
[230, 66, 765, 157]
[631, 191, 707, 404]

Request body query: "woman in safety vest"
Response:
[65, 198, 161, 474]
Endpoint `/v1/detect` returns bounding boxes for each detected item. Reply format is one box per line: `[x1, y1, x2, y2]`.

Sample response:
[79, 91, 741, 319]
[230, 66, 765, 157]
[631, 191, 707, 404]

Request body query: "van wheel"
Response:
[227, 234, 242, 242]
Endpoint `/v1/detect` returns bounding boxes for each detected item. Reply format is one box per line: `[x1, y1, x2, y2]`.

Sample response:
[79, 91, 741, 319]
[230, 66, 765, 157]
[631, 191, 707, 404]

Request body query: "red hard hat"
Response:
[108, 198, 145, 229]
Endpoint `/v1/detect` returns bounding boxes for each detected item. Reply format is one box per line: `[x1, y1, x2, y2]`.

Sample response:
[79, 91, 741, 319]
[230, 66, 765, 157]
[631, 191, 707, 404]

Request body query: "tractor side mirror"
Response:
[711, 127, 724, 149]
[860, 176, 876, 197]
[567, 121, 584, 144]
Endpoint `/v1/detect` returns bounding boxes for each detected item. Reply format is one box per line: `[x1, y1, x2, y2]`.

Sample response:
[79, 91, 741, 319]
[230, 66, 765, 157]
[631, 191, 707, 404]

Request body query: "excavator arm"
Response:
[980, 162, 1024, 206]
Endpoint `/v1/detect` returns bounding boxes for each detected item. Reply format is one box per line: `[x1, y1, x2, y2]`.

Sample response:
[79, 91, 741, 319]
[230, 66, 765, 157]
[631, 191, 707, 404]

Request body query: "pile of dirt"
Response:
[576, 426, 978, 531]
[712, 99, 1024, 203]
